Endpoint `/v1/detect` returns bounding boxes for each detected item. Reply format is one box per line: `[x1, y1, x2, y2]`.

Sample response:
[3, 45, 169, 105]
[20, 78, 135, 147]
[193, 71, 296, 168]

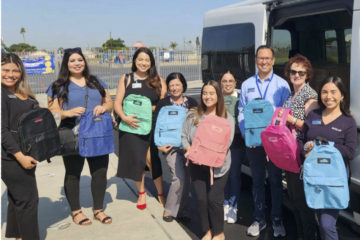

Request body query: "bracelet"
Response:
[292, 117, 297, 126]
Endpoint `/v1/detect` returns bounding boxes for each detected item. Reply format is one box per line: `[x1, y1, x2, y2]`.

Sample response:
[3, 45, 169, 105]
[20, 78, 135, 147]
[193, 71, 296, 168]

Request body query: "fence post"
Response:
[197, 46, 202, 81]
[54, 50, 60, 78]
[156, 48, 161, 77]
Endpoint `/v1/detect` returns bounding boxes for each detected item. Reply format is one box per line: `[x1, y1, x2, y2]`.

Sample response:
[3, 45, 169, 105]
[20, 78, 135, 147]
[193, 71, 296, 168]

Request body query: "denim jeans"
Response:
[224, 147, 246, 208]
[247, 147, 283, 221]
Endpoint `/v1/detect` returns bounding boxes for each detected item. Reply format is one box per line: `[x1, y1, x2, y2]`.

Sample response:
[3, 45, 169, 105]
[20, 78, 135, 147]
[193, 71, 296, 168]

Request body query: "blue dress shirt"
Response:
[237, 72, 290, 135]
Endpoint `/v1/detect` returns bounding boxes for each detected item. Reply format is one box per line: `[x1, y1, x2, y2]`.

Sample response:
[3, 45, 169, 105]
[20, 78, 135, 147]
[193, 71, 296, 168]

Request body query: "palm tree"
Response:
[20, 28, 26, 43]
[169, 42, 178, 50]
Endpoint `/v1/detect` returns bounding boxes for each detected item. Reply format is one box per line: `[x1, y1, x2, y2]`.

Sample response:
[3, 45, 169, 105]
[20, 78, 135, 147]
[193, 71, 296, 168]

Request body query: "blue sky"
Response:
[2, 0, 244, 50]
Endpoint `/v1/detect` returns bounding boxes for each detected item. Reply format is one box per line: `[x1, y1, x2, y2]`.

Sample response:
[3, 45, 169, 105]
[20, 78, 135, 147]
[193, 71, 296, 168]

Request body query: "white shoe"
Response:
[223, 205, 229, 221]
[227, 207, 237, 224]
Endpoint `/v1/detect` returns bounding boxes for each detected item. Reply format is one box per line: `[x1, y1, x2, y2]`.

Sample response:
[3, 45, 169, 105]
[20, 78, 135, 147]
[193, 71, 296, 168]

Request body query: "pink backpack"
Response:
[186, 115, 232, 185]
[260, 107, 301, 173]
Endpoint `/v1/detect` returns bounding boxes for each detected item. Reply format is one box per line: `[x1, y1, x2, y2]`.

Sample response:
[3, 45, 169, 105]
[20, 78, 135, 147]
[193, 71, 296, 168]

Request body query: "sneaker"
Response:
[227, 207, 237, 224]
[223, 205, 229, 221]
[247, 220, 266, 237]
[272, 218, 286, 237]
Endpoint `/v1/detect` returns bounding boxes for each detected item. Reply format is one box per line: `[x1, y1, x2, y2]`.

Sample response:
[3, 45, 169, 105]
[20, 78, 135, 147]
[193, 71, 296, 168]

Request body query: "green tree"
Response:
[1, 39, 8, 51]
[20, 28, 26, 43]
[169, 42, 178, 50]
[148, 46, 156, 51]
[196, 36, 200, 48]
[58, 47, 64, 53]
[7, 43, 37, 52]
[102, 38, 126, 50]
[325, 37, 336, 44]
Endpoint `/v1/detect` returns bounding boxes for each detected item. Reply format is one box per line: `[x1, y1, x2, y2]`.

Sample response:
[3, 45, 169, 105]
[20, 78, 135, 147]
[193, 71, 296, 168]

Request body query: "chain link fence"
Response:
[14, 47, 202, 94]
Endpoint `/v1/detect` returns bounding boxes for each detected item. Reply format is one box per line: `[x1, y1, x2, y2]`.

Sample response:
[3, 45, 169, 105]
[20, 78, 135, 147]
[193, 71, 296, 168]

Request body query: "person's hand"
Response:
[65, 107, 85, 118]
[123, 115, 141, 129]
[184, 148, 191, 159]
[158, 144, 173, 154]
[249, 146, 256, 148]
[18, 155, 38, 169]
[305, 141, 314, 158]
[278, 109, 293, 124]
[93, 105, 106, 116]
[191, 160, 202, 165]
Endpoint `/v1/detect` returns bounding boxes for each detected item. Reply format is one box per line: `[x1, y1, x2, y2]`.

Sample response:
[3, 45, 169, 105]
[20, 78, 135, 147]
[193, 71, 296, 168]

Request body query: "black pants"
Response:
[190, 162, 229, 235]
[1, 159, 40, 240]
[63, 154, 109, 211]
[286, 171, 316, 240]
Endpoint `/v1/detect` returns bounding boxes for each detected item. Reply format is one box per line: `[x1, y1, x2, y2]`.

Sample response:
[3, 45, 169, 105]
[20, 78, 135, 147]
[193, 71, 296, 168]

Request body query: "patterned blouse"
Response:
[282, 83, 317, 138]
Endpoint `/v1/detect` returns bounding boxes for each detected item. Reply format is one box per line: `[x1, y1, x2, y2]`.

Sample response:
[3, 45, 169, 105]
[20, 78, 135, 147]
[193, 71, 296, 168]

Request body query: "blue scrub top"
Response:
[46, 78, 108, 112]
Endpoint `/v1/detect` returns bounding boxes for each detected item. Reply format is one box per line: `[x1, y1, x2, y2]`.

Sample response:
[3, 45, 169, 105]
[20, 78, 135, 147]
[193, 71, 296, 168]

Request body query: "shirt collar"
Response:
[256, 72, 273, 83]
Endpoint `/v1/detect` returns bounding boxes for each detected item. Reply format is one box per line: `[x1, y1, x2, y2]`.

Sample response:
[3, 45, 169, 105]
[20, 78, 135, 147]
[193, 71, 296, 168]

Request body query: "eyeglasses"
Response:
[290, 70, 307, 77]
[256, 57, 274, 63]
[64, 47, 82, 54]
[221, 80, 235, 84]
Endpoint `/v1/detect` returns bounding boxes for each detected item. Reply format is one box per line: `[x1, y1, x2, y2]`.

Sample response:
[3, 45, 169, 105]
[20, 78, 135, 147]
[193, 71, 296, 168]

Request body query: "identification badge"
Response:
[132, 83, 142, 88]
[331, 127, 342, 132]
[312, 119, 322, 125]
[248, 88, 255, 93]
[224, 101, 232, 105]
[8, 94, 17, 99]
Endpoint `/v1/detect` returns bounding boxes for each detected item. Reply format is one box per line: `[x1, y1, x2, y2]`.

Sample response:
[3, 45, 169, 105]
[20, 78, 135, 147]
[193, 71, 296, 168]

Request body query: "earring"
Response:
[341, 99, 344, 103]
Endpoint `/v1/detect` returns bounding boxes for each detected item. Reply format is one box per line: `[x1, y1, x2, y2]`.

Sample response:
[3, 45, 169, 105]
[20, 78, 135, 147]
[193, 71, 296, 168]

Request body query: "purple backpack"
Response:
[261, 107, 301, 173]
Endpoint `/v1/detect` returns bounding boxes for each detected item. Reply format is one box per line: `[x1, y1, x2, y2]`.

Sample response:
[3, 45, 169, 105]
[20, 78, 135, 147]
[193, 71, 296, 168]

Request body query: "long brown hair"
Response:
[131, 47, 162, 96]
[188, 80, 227, 125]
[1, 53, 36, 99]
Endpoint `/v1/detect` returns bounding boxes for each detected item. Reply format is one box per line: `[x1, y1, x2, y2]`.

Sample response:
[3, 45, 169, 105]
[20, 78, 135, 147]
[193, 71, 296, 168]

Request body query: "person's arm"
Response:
[334, 118, 357, 160]
[114, 74, 141, 129]
[228, 113, 235, 147]
[238, 84, 246, 137]
[298, 113, 311, 159]
[47, 97, 85, 120]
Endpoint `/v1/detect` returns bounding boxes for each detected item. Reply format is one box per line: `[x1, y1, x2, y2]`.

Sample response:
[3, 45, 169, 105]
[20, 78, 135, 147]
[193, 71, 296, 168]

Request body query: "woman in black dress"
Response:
[114, 48, 167, 209]
[1, 53, 40, 240]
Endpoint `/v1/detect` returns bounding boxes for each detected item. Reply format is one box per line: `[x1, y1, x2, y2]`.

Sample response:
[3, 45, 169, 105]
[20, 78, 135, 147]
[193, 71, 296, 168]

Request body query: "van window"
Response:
[202, 23, 255, 87]
[273, 29, 291, 64]
[325, 30, 338, 63]
[345, 29, 351, 63]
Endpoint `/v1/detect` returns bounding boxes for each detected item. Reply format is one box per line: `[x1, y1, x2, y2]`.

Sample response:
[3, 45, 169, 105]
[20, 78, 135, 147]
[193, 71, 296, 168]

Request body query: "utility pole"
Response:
[184, 37, 185, 49]
[110, 32, 112, 50]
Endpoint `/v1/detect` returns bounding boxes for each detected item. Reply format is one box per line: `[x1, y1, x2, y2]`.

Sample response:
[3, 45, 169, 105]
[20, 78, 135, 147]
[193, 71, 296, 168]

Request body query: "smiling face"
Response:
[256, 48, 275, 76]
[1, 62, 22, 91]
[220, 73, 236, 95]
[321, 82, 344, 111]
[135, 52, 151, 73]
[168, 78, 183, 98]
[289, 63, 307, 88]
[202, 85, 218, 109]
[67, 53, 85, 76]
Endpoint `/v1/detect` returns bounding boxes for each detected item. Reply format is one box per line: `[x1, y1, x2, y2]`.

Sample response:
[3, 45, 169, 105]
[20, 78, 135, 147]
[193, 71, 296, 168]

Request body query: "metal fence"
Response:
[15, 47, 202, 94]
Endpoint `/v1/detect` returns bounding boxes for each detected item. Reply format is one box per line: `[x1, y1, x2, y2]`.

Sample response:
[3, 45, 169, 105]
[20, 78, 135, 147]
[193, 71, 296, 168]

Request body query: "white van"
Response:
[202, 0, 360, 233]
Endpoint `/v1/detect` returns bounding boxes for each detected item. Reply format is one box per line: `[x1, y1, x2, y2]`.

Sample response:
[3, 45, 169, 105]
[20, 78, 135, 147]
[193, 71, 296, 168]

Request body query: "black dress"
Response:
[117, 73, 162, 181]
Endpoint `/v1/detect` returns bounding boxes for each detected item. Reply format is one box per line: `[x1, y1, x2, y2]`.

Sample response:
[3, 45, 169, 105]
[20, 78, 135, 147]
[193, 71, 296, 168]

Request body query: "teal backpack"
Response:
[119, 94, 152, 135]
[223, 95, 241, 135]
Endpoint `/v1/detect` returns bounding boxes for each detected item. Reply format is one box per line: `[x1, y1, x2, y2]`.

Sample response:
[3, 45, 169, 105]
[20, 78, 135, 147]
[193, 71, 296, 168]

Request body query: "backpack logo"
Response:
[224, 101, 232, 105]
[168, 111, 178, 115]
[317, 158, 331, 164]
[34, 118, 43, 122]
[92, 117, 102, 122]
[133, 100, 142, 106]
[268, 137, 278, 142]
[211, 125, 223, 133]
[253, 108, 263, 113]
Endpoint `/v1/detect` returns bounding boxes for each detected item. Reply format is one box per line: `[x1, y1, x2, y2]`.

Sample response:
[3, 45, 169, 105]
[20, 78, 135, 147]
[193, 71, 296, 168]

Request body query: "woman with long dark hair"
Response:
[299, 76, 357, 240]
[114, 48, 167, 210]
[181, 80, 234, 240]
[47, 48, 114, 225]
[2, 53, 40, 240]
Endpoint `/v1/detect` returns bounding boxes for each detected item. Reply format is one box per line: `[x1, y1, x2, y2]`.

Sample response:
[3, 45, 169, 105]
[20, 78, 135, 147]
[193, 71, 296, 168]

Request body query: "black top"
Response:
[153, 96, 198, 127]
[298, 109, 357, 165]
[1, 87, 38, 161]
[125, 73, 159, 106]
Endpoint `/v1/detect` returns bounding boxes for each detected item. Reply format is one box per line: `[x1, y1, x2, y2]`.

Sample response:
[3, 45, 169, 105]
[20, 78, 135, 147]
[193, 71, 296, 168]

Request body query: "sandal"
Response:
[93, 210, 112, 224]
[158, 193, 166, 207]
[72, 211, 92, 226]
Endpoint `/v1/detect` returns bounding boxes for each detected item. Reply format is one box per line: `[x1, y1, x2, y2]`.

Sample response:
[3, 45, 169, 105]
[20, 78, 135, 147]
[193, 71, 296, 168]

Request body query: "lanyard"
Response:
[287, 84, 306, 109]
[170, 95, 186, 108]
[256, 73, 273, 100]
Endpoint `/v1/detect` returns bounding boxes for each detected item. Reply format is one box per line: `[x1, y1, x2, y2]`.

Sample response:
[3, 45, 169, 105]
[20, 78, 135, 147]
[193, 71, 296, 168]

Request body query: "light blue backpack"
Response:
[244, 98, 274, 146]
[303, 137, 349, 209]
[154, 106, 187, 147]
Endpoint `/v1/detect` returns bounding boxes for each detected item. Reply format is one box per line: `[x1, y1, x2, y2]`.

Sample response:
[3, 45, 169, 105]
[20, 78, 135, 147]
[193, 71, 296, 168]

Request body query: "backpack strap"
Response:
[84, 85, 89, 111]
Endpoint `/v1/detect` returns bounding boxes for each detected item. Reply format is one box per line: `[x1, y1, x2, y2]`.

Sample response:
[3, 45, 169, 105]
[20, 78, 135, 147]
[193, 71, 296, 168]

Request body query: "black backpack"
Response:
[17, 105, 61, 162]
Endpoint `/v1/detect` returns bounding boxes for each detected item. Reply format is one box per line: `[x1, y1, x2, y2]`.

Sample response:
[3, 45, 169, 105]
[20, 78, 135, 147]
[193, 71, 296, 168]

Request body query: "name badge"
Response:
[8, 94, 17, 99]
[132, 83, 142, 88]
[312, 119, 322, 125]
[224, 101, 232, 105]
[248, 88, 255, 93]
[332, 127, 342, 132]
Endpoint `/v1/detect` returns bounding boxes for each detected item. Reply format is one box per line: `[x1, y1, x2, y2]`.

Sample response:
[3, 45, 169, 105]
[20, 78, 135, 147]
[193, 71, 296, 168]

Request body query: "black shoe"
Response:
[163, 215, 174, 222]
[177, 215, 191, 223]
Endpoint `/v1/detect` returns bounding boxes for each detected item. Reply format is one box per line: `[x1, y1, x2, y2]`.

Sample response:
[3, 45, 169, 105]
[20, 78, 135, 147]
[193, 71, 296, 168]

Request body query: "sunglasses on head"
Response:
[64, 47, 82, 54]
[290, 70, 307, 77]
